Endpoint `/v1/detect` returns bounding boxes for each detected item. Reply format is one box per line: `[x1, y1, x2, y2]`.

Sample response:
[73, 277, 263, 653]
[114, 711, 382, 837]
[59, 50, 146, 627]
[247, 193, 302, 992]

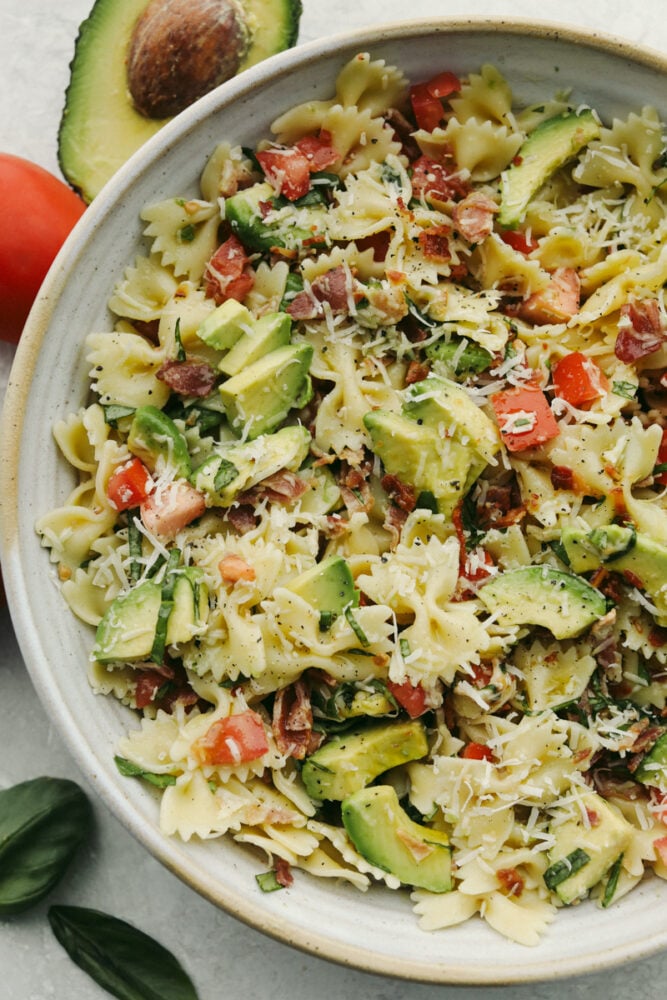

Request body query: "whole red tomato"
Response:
[0, 154, 86, 343]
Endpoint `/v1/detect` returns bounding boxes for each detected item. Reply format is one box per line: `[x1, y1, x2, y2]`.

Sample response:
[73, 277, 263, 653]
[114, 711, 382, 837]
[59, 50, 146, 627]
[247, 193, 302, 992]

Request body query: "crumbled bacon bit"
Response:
[550, 465, 577, 491]
[381, 474, 417, 512]
[274, 857, 294, 888]
[156, 359, 218, 397]
[496, 867, 524, 897]
[404, 360, 431, 385]
[615, 298, 666, 361]
[272, 680, 319, 759]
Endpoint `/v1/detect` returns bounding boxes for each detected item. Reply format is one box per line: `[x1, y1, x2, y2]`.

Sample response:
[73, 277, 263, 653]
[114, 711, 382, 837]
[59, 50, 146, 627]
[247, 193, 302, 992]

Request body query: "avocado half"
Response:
[58, 0, 303, 203]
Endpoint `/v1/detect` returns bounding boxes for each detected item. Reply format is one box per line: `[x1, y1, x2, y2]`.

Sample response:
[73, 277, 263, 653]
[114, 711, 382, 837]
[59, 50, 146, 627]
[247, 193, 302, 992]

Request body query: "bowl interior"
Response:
[2, 17, 667, 984]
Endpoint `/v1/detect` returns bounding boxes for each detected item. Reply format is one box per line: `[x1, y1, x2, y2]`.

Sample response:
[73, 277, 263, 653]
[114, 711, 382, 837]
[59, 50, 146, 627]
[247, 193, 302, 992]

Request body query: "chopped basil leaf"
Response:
[114, 756, 177, 788]
[544, 848, 591, 889]
[612, 380, 637, 400]
[344, 606, 370, 646]
[214, 459, 239, 491]
[319, 610, 335, 632]
[103, 404, 135, 427]
[601, 854, 624, 907]
[174, 317, 186, 361]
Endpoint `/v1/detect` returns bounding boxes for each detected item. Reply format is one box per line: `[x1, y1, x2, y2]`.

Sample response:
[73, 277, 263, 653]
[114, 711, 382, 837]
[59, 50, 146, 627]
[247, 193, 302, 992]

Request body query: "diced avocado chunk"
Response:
[327, 681, 395, 721]
[402, 375, 501, 469]
[219, 342, 313, 439]
[127, 405, 191, 477]
[196, 299, 253, 352]
[342, 785, 452, 892]
[285, 555, 357, 616]
[191, 424, 310, 506]
[93, 567, 208, 663]
[634, 731, 667, 791]
[545, 792, 633, 904]
[499, 108, 601, 227]
[57, 0, 303, 202]
[425, 336, 493, 376]
[218, 311, 292, 376]
[363, 409, 471, 518]
[478, 566, 606, 639]
[560, 524, 667, 626]
[301, 719, 428, 801]
[364, 375, 500, 517]
[225, 181, 326, 253]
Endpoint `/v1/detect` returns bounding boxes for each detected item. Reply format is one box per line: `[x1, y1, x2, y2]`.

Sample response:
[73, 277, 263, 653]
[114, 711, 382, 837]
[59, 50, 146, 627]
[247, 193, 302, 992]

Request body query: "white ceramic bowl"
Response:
[2, 17, 667, 985]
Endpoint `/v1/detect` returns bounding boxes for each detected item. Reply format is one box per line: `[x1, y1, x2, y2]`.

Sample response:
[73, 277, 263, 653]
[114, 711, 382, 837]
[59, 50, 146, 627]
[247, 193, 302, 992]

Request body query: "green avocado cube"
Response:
[342, 785, 452, 892]
[196, 299, 253, 351]
[218, 311, 292, 377]
[219, 342, 313, 439]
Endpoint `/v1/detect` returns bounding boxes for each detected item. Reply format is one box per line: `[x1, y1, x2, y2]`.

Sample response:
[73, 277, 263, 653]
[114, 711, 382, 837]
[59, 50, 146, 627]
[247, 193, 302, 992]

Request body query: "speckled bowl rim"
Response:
[2, 16, 667, 985]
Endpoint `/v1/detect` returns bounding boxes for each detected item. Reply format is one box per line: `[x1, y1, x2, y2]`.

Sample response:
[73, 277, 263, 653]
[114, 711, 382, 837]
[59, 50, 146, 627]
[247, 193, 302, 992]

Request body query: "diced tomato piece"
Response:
[140, 480, 206, 538]
[256, 147, 311, 200]
[219, 554, 256, 583]
[654, 836, 667, 866]
[193, 709, 269, 765]
[410, 83, 445, 132]
[461, 742, 495, 762]
[387, 679, 428, 719]
[204, 234, 255, 304]
[552, 351, 609, 408]
[107, 457, 153, 511]
[656, 428, 667, 487]
[425, 70, 461, 99]
[458, 548, 495, 598]
[519, 267, 581, 325]
[500, 229, 539, 255]
[294, 130, 339, 171]
[491, 384, 560, 451]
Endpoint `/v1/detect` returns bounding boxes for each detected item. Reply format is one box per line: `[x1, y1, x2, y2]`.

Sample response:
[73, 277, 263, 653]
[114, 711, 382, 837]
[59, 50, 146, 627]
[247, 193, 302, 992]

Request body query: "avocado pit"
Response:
[127, 0, 249, 119]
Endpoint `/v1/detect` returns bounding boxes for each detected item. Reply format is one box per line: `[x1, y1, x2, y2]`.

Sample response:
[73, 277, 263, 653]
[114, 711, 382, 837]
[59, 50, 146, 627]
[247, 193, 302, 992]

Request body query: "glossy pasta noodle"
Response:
[38, 53, 667, 946]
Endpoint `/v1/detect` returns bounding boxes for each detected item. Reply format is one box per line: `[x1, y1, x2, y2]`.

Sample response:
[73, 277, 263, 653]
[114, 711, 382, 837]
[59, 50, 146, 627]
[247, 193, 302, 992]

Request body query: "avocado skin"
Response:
[342, 785, 452, 892]
[478, 566, 606, 639]
[302, 719, 429, 802]
[499, 109, 600, 228]
[58, 0, 303, 202]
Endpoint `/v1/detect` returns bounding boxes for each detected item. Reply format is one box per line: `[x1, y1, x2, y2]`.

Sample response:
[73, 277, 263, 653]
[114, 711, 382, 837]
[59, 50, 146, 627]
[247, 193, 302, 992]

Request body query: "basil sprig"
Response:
[49, 906, 199, 1000]
[0, 776, 92, 915]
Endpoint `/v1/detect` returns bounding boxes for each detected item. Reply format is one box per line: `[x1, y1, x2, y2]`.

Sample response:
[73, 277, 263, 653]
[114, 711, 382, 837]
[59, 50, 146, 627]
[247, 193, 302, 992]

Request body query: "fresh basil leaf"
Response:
[544, 848, 590, 890]
[612, 380, 637, 400]
[114, 757, 177, 789]
[48, 905, 199, 1000]
[0, 776, 92, 915]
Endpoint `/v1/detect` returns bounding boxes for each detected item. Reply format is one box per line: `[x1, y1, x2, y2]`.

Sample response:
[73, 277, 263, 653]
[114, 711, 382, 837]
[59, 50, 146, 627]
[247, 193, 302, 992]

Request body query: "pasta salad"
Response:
[38, 53, 667, 946]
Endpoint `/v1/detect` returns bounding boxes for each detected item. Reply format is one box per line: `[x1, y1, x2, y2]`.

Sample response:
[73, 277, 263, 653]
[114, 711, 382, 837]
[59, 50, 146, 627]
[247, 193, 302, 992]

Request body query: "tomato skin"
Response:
[256, 147, 311, 200]
[500, 229, 539, 255]
[461, 742, 495, 762]
[387, 679, 428, 718]
[204, 234, 255, 304]
[426, 70, 461, 99]
[491, 383, 560, 451]
[410, 83, 445, 132]
[194, 710, 269, 765]
[107, 457, 153, 510]
[552, 351, 609, 408]
[0, 154, 86, 342]
[294, 131, 339, 171]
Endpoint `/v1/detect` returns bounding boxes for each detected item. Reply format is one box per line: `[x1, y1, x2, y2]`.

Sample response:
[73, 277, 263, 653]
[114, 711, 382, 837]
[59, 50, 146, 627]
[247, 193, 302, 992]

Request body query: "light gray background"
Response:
[1, 1, 666, 997]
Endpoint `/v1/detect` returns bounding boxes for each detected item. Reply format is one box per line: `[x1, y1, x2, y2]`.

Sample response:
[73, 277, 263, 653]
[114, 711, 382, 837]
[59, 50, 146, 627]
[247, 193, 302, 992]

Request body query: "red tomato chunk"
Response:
[387, 679, 428, 719]
[256, 147, 311, 201]
[194, 710, 269, 765]
[107, 457, 153, 510]
[552, 351, 609, 408]
[491, 384, 560, 451]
